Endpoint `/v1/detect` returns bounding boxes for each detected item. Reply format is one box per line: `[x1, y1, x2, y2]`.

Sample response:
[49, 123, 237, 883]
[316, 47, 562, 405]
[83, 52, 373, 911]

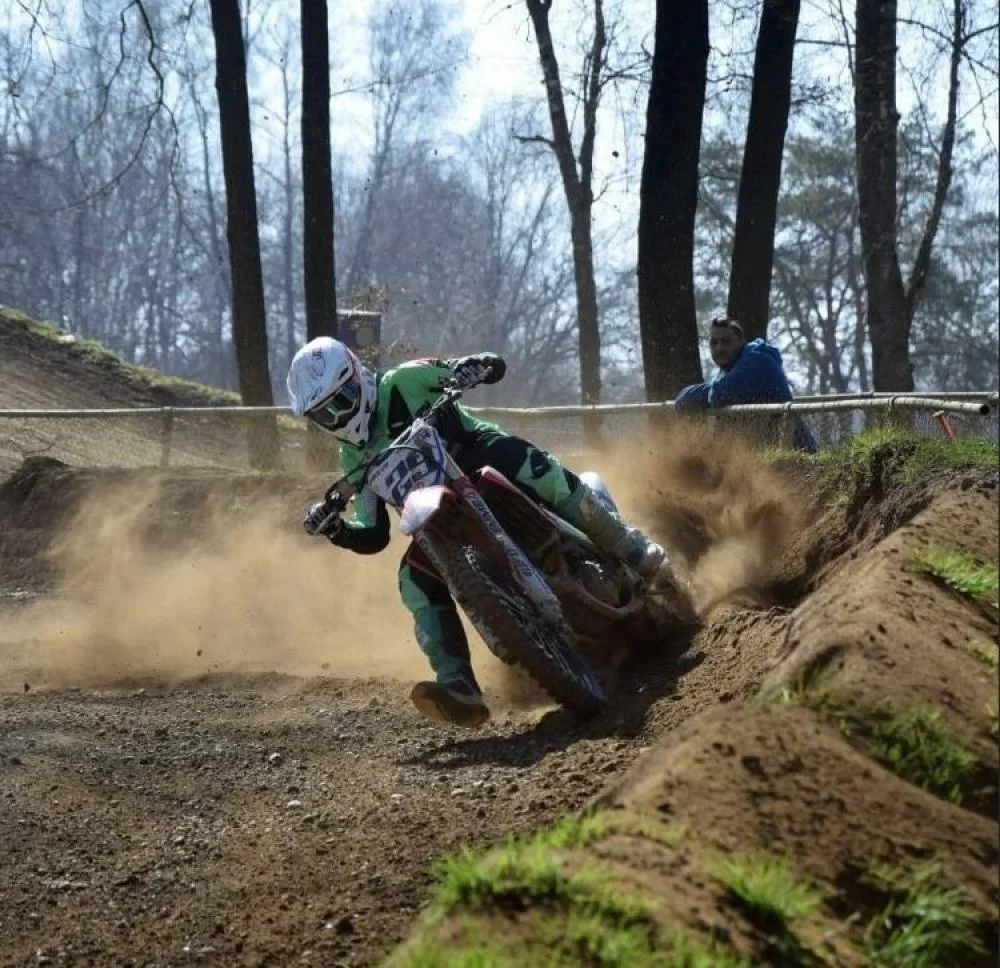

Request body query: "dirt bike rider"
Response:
[287, 336, 666, 729]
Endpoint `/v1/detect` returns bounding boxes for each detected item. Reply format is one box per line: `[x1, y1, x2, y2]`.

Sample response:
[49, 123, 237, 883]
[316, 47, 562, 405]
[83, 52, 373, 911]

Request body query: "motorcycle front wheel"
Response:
[433, 540, 607, 718]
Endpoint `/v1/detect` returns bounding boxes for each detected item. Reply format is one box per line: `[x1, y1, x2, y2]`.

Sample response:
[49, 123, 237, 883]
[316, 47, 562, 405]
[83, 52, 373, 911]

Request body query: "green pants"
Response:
[398, 432, 586, 686]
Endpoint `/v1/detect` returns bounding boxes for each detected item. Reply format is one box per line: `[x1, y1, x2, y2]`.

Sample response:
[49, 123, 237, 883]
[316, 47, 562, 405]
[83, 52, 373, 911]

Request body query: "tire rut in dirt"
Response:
[437, 541, 607, 717]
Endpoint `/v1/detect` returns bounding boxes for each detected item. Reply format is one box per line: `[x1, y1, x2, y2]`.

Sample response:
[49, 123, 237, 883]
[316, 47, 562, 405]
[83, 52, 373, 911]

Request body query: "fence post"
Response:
[780, 401, 794, 448]
[160, 407, 174, 468]
[932, 410, 957, 440]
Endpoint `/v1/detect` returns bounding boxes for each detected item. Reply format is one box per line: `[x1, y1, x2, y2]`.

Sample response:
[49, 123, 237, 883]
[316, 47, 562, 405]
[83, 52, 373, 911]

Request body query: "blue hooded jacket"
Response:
[675, 338, 818, 453]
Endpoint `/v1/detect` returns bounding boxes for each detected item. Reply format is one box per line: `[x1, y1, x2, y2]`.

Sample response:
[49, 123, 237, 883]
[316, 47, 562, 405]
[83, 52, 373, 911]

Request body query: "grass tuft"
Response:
[524, 809, 683, 853]
[432, 839, 650, 926]
[840, 428, 999, 476]
[792, 690, 980, 806]
[406, 813, 698, 967]
[532, 811, 617, 850]
[659, 931, 755, 967]
[861, 861, 986, 967]
[916, 547, 999, 606]
[400, 942, 516, 968]
[863, 706, 977, 804]
[965, 639, 999, 670]
[714, 851, 824, 927]
[399, 922, 754, 968]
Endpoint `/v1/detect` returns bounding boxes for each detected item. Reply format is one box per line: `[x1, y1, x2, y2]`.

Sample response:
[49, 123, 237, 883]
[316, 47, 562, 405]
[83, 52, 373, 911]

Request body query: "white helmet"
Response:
[286, 337, 378, 447]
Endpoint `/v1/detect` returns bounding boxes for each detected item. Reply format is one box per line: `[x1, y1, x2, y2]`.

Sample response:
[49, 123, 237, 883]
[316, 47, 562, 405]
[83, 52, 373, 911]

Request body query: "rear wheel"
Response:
[434, 540, 606, 718]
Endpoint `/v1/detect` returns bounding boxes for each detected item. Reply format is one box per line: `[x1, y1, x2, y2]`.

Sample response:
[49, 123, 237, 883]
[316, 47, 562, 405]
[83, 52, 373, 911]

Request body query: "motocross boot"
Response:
[560, 486, 666, 580]
[409, 606, 490, 729]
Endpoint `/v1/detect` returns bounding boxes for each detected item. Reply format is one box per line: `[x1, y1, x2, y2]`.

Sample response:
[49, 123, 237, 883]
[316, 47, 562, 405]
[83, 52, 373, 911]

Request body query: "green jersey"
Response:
[339, 357, 503, 528]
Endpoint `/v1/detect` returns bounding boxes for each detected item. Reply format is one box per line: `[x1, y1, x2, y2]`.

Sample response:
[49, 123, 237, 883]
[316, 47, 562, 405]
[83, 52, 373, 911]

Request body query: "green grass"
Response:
[397, 925, 754, 968]
[863, 706, 978, 805]
[532, 811, 619, 850]
[394, 813, 702, 968]
[861, 861, 986, 967]
[916, 547, 999, 607]
[965, 639, 1000, 670]
[400, 940, 517, 968]
[714, 851, 824, 927]
[432, 838, 651, 924]
[788, 688, 980, 806]
[486, 810, 683, 855]
[838, 427, 999, 476]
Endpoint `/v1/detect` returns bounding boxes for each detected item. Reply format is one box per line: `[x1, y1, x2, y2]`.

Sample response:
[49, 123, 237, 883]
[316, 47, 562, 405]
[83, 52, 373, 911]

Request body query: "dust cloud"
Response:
[592, 419, 804, 617]
[1, 421, 803, 694]
[0, 477, 434, 689]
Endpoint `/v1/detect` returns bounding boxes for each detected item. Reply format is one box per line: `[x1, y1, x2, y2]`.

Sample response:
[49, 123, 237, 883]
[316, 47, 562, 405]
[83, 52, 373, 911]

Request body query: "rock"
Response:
[267, 752, 284, 766]
[286, 799, 304, 810]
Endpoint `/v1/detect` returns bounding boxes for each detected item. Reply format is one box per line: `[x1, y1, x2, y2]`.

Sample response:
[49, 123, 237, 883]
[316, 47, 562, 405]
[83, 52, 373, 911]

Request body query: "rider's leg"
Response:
[398, 554, 490, 728]
[460, 434, 666, 579]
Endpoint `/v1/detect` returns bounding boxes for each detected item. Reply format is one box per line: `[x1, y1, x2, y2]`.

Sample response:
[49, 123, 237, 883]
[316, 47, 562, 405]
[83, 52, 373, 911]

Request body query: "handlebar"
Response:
[321, 380, 466, 508]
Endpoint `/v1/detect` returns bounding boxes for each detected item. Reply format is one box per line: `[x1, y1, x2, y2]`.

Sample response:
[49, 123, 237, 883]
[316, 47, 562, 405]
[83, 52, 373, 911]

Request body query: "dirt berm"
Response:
[389, 434, 999, 967]
[0, 430, 997, 967]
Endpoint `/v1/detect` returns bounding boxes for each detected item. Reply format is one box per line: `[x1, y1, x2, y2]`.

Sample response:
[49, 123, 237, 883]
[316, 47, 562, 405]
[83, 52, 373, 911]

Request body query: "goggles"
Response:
[306, 380, 360, 431]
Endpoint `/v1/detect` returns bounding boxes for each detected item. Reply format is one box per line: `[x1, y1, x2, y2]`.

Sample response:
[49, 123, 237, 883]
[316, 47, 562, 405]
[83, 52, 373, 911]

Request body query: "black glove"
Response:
[449, 354, 506, 389]
[303, 501, 344, 541]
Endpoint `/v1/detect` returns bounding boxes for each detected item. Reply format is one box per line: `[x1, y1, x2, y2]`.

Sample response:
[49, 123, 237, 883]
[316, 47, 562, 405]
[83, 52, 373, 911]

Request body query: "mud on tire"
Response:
[436, 542, 607, 718]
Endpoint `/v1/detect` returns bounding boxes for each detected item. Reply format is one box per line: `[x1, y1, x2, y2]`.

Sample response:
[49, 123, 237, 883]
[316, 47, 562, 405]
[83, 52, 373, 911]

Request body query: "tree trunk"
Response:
[854, 0, 911, 391]
[282, 73, 297, 370]
[637, 0, 708, 400]
[901, 0, 962, 328]
[727, 0, 801, 342]
[208, 0, 281, 468]
[301, 0, 337, 342]
[524, 0, 604, 443]
[301, 0, 338, 470]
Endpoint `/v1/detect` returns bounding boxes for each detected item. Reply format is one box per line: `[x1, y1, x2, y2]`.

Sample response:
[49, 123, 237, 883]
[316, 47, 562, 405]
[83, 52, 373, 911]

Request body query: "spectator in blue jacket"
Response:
[675, 316, 818, 453]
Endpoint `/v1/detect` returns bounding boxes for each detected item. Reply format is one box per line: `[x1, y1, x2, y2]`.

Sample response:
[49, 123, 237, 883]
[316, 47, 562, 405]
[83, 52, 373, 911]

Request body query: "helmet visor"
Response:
[306, 379, 361, 431]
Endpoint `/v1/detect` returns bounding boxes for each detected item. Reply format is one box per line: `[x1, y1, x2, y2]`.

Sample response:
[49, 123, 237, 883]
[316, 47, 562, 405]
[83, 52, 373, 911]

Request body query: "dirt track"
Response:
[1, 440, 997, 967]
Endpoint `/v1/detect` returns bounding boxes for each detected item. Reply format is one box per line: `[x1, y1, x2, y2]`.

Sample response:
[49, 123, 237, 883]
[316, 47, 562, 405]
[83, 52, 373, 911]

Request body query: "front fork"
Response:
[407, 479, 565, 629]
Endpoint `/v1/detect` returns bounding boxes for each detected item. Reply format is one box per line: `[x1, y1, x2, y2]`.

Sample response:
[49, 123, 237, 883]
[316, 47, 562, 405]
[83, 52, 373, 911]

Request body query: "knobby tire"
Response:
[435, 540, 607, 718]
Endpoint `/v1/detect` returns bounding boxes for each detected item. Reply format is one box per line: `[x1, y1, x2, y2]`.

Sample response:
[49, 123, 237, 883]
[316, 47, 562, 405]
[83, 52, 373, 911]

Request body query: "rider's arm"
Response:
[392, 355, 506, 396]
[330, 444, 391, 555]
[335, 488, 391, 555]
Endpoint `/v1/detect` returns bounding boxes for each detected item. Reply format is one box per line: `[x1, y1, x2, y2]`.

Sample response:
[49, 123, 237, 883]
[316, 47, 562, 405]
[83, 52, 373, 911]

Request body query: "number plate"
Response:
[367, 423, 450, 507]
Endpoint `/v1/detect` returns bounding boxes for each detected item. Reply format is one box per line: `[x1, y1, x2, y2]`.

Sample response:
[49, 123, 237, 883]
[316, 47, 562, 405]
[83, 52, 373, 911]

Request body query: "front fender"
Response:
[400, 485, 452, 536]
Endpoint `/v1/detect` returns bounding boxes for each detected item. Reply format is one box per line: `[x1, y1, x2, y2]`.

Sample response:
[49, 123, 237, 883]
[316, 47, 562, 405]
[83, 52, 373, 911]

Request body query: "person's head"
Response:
[708, 316, 746, 369]
[286, 336, 377, 446]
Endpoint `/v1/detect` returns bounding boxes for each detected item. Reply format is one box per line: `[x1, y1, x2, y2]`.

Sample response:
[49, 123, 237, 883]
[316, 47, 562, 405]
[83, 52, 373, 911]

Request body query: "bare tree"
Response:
[301, 0, 337, 342]
[726, 0, 801, 341]
[208, 0, 280, 467]
[637, 0, 708, 400]
[343, 0, 463, 299]
[854, 0, 964, 391]
[522, 0, 606, 425]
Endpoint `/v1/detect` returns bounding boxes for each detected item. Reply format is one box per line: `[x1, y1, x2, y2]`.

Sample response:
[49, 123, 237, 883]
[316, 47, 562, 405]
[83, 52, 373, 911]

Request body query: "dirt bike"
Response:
[319, 384, 679, 718]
